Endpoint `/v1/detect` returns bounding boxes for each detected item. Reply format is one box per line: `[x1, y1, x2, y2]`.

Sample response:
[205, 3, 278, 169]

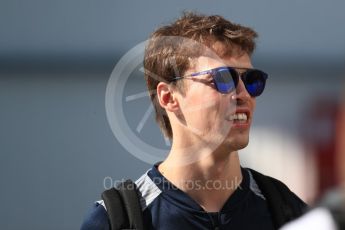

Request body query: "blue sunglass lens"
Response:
[243, 70, 267, 97]
[213, 68, 237, 94]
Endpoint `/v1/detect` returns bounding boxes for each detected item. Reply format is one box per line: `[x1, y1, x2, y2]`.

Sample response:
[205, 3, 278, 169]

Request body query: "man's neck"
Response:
[158, 146, 242, 212]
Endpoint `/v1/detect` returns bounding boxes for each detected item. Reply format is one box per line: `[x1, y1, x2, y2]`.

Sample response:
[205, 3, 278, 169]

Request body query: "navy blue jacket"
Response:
[81, 166, 306, 229]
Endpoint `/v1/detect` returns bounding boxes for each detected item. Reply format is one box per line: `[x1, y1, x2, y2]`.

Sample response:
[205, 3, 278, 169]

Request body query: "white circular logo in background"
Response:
[105, 40, 170, 164]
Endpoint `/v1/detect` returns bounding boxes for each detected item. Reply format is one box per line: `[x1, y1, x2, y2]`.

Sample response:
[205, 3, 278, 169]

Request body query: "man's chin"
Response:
[224, 137, 249, 151]
[197, 131, 249, 152]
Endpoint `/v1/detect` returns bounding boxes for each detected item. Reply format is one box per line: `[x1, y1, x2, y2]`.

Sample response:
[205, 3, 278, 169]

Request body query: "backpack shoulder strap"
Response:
[118, 180, 145, 229]
[248, 168, 306, 229]
[101, 179, 145, 230]
[102, 186, 128, 229]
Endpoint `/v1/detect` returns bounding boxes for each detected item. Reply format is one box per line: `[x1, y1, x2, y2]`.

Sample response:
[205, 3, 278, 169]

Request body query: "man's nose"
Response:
[234, 78, 250, 103]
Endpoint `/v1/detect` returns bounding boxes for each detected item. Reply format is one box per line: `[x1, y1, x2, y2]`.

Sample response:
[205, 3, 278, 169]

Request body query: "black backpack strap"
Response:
[102, 179, 145, 230]
[102, 187, 129, 229]
[117, 180, 145, 229]
[248, 168, 306, 229]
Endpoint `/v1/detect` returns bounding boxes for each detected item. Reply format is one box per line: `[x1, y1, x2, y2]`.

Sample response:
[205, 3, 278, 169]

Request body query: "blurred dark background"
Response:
[1, 0, 344, 229]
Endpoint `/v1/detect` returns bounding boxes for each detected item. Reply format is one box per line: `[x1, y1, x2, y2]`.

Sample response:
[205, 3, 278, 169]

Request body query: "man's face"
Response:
[174, 49, 256, 152]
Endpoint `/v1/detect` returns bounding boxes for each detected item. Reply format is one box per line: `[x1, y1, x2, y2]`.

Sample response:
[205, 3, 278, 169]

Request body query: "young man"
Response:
[81, 12, 306, 229]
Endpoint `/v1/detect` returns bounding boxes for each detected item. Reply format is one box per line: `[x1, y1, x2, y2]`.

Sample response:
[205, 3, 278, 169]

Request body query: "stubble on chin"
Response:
[223, 130, 250, 152]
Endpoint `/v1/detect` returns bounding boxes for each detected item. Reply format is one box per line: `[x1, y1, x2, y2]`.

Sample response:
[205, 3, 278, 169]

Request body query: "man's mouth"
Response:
[226, 112, 249, 124]
[228, 113, 248, 122]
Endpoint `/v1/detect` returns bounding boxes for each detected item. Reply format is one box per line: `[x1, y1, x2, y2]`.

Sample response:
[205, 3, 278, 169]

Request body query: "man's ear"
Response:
[156, 82, 179, 112]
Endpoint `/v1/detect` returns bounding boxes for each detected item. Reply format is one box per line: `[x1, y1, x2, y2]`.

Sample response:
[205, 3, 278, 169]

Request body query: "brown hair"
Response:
[143, 12, 258, 140]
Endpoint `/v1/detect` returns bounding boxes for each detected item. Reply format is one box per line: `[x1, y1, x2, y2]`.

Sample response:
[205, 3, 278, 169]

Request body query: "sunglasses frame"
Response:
[171, 66, 268, 97]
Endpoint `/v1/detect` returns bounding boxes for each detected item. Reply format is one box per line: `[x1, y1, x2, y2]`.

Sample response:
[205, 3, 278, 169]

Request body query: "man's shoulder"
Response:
[80, 169, 155, 230]
[246, 168, 306, 203]
[245, 168, 308, 228]
[247, 168, 290, 189]
[80, 201, 109, 230]
[247, 168, 307, 218]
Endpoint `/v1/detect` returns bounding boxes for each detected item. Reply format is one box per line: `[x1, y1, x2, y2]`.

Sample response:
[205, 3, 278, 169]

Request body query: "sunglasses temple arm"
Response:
[190, 69, 213, 77]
